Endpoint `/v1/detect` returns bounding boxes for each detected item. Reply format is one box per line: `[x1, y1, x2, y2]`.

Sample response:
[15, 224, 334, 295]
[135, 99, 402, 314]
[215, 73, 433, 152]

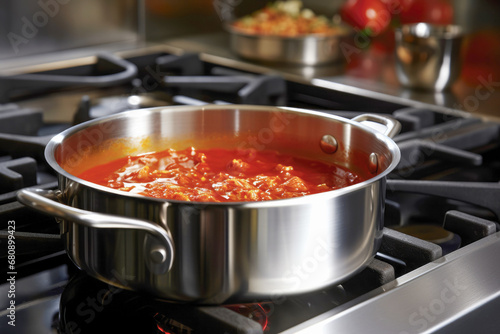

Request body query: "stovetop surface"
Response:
[1, 48, 500, 334]
[160, 32, 500, 122]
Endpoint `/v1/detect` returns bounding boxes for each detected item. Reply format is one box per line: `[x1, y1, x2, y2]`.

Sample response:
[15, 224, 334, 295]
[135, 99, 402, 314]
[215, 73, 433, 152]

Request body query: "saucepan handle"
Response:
[17, 188, 174, 275]
[352, 114, 401, 138]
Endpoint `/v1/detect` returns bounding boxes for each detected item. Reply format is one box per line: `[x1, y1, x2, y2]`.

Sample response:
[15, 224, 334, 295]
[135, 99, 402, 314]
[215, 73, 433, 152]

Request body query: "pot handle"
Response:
[352, 114, 401, 138]
[17, 188, 174, 275]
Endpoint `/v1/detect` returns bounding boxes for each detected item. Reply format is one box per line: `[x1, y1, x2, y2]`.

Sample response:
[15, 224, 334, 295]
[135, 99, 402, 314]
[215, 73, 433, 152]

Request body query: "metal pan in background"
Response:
[226, 24, 354, 66]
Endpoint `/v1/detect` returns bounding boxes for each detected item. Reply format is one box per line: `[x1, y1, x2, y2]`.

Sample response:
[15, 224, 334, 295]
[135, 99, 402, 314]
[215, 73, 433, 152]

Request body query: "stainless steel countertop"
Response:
[161, 32, 500, 121]
[284, 231, 500, 334]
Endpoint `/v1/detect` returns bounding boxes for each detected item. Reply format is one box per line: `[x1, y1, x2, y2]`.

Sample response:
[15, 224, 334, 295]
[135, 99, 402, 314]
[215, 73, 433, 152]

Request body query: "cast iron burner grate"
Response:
[72, 53, 287, 124]
[0, 104, 63, 275]
[0, 104, 68, 162]
[0, 53, 138, 103]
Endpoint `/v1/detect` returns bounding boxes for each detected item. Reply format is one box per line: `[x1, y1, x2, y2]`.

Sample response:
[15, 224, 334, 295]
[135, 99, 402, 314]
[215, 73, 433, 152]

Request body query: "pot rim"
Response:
[46, 104, 401, 208]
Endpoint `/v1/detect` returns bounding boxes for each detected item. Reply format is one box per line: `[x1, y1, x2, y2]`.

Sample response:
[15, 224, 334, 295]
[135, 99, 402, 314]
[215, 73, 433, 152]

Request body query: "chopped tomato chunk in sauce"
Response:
[77, 147, 365, 202]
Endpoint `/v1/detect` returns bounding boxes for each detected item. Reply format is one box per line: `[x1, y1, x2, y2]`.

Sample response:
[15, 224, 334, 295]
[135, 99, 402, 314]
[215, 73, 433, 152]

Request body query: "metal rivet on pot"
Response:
[150, 247, 167, 264]
[369, 153, 379, 174]
[320, 135, 338, 154]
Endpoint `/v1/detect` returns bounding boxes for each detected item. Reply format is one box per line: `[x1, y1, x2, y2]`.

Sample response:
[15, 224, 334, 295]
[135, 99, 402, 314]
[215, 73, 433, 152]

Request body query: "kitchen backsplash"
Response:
[0, 0, 139, 61]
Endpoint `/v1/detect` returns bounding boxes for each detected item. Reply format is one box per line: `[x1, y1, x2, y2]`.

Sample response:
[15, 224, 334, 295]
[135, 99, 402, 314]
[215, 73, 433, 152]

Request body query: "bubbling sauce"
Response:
[77, 147, 365, 202]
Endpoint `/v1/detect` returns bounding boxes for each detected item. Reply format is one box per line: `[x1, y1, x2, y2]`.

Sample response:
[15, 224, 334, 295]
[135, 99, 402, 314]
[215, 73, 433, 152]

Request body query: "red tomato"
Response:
[399, 0, 453, 25]
[461, 29, 500, 85]
[340, 0, 392, 36]
[379, 0, 412, 15]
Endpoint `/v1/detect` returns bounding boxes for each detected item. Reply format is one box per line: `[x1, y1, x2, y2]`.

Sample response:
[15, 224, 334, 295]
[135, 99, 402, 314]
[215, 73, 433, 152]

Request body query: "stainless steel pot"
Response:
[226, 24, 353, 65]
[17, 105, 400, 304]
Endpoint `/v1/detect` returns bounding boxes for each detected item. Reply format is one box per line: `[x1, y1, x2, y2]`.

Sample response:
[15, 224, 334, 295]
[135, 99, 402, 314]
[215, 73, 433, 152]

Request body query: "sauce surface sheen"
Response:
[77, 147, 365, 202]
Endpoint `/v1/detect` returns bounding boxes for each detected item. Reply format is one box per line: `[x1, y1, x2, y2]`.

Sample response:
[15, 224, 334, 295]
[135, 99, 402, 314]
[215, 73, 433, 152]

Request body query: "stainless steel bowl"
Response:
[395, 23, 464, 91]
[226, 24, 353, 66]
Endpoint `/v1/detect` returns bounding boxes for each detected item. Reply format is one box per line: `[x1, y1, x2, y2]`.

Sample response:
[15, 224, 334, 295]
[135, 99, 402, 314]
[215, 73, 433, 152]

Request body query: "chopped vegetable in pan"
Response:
[231, 1, 341, 36]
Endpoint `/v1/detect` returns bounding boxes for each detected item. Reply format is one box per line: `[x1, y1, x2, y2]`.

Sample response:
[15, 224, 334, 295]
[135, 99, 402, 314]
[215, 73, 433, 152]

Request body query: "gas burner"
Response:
[391, 224, 461, 255]
[55, 255, 392, 334]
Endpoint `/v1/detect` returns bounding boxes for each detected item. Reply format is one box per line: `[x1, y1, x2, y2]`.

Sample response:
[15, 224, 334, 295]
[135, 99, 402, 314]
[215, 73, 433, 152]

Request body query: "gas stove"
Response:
[0, 49, 500, 334]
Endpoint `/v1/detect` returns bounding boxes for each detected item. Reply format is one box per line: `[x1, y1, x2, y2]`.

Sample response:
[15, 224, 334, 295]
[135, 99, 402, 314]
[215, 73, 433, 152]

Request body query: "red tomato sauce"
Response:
[77, 147, 366, 202]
